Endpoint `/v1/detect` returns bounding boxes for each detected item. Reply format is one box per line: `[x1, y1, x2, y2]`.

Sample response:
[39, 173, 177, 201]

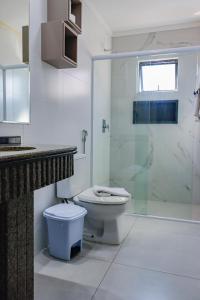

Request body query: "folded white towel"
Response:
[93, 185, 130, 198]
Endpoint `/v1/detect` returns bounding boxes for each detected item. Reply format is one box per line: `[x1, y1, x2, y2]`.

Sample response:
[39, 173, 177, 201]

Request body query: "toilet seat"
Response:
[76, 188, 129, 205]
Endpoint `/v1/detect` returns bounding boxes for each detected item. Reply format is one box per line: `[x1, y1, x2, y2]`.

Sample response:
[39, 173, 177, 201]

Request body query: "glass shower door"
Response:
[109, 56, 150, 214]
[93, 50, 199, 221]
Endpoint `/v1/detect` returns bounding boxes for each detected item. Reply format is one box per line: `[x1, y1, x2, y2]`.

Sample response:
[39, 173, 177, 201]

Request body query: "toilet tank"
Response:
[57, 153, 88, 199]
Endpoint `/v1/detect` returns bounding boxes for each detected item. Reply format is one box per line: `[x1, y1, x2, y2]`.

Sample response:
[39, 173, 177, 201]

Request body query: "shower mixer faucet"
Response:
[82, 129, 88, 154]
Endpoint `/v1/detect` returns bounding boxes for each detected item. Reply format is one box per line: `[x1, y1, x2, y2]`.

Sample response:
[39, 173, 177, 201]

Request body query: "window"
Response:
[0, 66, 30, 123]
[133, 100, 179, 124]
[139, 59, 178, 92]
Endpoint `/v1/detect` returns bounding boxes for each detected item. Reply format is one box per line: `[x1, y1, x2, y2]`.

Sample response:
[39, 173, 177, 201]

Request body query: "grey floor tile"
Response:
[115, 219, 200, 278]
[35, 253, 110, 289]
[93, 263, 200, 300]
[35, 217, 200, 300]
[134, 217, 200, 237]
[81, 241, 120, 262]
[35, 273, 93, 300]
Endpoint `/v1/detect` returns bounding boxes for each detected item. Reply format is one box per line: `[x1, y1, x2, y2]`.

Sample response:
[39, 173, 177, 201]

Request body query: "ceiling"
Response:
[90, 0, 200, 35]
[0, 0, 28, 31]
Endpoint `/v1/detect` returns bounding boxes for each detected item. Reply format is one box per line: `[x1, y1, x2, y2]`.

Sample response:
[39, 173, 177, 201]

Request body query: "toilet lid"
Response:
[77, 188, 130, 205]
[43, 203, 87, 221]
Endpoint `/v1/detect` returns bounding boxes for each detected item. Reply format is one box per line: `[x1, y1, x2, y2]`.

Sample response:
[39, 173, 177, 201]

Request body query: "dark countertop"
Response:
[0, 144, 77, 165]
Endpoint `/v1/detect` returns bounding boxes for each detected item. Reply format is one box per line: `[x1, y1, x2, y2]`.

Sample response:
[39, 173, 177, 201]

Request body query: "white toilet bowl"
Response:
[56, 154, 131, 245]
[74, 187, 130, 245]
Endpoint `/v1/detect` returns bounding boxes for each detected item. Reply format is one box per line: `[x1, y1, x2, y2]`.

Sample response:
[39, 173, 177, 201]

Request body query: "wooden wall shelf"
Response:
[47, 0, 82, 34]
[41, 21, 78, 69]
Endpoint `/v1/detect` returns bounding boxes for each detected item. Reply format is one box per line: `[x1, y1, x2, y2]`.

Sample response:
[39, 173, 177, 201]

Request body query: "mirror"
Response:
[0, 0, 30, 123]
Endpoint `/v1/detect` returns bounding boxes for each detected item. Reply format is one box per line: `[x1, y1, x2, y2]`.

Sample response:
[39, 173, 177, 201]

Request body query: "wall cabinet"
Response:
[42, 0, 82, 69]
[47, 0, 82, 33]
[42, 21, 78, 69]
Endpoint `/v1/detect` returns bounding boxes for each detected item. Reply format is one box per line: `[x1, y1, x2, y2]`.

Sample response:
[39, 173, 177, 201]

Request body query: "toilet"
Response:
[57, 154, 131, 245]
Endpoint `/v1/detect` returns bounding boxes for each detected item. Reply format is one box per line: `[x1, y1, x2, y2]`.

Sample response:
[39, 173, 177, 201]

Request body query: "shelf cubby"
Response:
[47, 0, 82, 34]
[41, 21, 78, 69]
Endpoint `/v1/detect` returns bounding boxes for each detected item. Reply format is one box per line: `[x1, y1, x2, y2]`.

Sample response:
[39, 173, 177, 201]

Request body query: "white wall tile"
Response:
[0, 0, 111, 254]
[113, 27, 200, 53]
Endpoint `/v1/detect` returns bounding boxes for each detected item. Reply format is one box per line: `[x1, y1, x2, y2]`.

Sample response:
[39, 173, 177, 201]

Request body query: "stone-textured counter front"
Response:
[0, 145, 77, 300]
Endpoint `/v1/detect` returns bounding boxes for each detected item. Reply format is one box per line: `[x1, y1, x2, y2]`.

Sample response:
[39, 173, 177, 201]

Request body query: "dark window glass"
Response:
[133, 100, 178, 124]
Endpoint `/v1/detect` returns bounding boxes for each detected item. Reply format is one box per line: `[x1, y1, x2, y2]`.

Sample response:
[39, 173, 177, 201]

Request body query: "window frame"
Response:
[139, 59, 178, 92]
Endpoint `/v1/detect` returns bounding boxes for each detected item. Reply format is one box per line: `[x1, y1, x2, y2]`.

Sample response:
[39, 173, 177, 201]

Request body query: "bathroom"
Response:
[1, 0, 200, 299]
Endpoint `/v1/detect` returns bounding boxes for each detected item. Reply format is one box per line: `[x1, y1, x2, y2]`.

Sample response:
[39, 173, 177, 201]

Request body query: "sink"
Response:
[0, 146, 36, 152]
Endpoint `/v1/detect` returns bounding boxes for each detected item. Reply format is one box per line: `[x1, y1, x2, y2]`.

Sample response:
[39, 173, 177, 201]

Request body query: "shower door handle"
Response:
[102, 119, 109, 133]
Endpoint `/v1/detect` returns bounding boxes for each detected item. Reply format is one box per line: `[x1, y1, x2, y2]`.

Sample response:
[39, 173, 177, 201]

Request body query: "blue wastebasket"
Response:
[43, 203, 87, 261]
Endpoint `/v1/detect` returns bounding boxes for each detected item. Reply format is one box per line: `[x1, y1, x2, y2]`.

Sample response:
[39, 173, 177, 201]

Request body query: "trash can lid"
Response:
[43, 203, 87, 221]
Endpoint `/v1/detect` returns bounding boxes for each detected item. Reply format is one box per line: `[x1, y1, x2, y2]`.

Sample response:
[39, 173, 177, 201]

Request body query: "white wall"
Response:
[112, 26, 200, 53]
[0, 23, 22, 65]
[0, 0, 111, 255]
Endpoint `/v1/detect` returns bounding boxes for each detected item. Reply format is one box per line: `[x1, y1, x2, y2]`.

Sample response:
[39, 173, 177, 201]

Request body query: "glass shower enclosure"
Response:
[92, 48, 200, 221]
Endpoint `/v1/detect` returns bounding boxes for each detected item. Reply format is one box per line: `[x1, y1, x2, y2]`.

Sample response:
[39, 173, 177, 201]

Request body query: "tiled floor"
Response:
[130, 198, 200, 221]
[34, 216, 200, 300]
